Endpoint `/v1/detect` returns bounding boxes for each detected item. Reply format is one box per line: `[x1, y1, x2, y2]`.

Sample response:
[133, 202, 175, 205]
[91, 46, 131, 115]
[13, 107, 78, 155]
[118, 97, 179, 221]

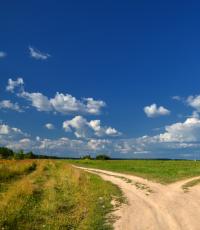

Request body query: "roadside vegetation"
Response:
[182, 178, 200, 192]
[72, 159, 200, 184]
[0, 160, 123, 230]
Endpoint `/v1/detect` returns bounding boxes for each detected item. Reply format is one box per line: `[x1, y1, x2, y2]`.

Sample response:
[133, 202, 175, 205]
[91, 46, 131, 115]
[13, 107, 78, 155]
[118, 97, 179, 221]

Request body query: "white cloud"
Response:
[45, 123, 55, 130]
[115, 113, 200, 154]
[20, 91, 52, 112]
[172, 96, 182, 101]
[0, 124, 23, 135]
[6, 79, 200, 157]
[144, 103, 170, 118]
[0, 123, 26, 149]
[6, 78, 24, 92]
[0, 51, 6, 58]
[6, 138, 37, 152]
[0, 124, 10, 135]
[159, 115, 200, 142]
[84, 98, 106, 115]
[7, 78, 106, 115]
[63, 116, 121, 138]
[7, 138, 31, 150]
[50, 92, 105, 115]
[50, 93, 85, 114]
[29, 46, 50, 60]
[87, 139, 112, 151]
[187, 95, 200, 111]
[63, 116, 93, 138]
[0, 100, 22, 112]
[38, 137, 87, 156]
[2, 117, 200, 157]
[105, 127, 119, 135]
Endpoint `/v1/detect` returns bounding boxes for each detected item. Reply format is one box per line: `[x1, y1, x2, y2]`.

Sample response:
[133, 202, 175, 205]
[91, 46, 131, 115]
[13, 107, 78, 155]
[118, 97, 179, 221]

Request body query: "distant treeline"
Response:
[0, 147, 112, 160]
[0, 147, 60, 160]
[81, 154, 111, 160]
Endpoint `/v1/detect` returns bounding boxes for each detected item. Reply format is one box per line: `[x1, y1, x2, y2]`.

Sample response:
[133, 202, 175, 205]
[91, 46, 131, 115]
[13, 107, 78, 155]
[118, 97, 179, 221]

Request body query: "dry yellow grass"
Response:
[0, 160, 123, 230]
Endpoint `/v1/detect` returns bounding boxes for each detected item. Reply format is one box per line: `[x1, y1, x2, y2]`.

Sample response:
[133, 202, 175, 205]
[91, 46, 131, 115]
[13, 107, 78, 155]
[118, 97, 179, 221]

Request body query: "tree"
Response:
[0, 147, 14, 159]
[14, 150, 25, 159]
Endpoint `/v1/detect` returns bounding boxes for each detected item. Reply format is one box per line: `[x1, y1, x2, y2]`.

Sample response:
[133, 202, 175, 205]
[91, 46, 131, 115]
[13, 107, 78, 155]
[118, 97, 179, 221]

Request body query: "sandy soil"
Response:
[76, 166, 200, 230]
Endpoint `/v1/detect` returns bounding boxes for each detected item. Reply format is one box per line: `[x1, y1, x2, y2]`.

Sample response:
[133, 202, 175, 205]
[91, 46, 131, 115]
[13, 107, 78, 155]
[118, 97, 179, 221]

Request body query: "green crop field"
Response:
[72, 159, 200, 184]
[0, 160, 123, 230]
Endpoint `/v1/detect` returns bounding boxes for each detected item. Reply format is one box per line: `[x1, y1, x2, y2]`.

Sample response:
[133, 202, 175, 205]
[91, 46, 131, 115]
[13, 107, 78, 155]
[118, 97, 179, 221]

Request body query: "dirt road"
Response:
[76, 166, 200, 230]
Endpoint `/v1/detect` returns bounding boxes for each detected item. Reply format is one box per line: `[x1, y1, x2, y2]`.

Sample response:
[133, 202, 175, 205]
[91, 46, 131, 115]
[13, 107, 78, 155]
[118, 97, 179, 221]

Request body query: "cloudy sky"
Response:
[1, 1, 200, 158]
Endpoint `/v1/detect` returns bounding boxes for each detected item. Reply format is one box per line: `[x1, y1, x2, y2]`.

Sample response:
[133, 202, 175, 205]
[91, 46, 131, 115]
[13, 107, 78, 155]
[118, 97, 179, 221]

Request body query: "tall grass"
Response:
[0, 160, 123, 230]
[0, 160, 37, 182]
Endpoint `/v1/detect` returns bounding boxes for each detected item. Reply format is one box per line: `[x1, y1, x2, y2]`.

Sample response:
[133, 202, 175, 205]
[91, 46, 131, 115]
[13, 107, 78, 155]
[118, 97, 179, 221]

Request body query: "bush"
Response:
[96, 154, 110, 160]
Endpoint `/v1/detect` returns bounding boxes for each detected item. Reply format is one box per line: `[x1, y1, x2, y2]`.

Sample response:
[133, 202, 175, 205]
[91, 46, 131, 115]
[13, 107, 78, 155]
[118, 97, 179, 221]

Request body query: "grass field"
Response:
[2, 159, 200, 230]
[0, 160, 123, 230]
[72, 159, 200, 184]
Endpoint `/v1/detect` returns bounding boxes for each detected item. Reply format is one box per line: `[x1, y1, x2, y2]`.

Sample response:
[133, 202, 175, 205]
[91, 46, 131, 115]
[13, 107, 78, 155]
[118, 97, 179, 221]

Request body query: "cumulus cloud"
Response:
[0, 123, 27, 149]
[38, 137, 88, 156]
[36, 137, 111, 156]
[6, 78, 24, 92]
[158, 114, 200, 142]
[50, 93, 106, 115]
[50, 93, 84, 114]
[87, 139, 112, 151]
[29, 46, 51, 60]
[20, 91, 52, 112]
[45, 123, 55, 130]
[0, 124, 11, 135]
[63, 116, 121, 138]
[187, 95, 200, 111]
[7, 138, 32, 151]
[116, 113, 200, 155]
[6, 79, 200, 158]
[0, 100, 23, 112]
[144, 103, 170, 118]
[7, 78, 106, 115]
[6, 138, 38, 152]
[2, 118, 200, 158]
[84, 98, 106, 115]
[0, 51, 7, 58]
[0, 124, 23, 135]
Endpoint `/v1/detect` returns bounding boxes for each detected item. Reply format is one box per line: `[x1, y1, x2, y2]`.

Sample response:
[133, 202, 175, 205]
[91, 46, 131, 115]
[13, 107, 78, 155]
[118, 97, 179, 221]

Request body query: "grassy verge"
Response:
[0, 160, 123, 230]
[182, 178, 200, 192]
[71, 159, 200, 184]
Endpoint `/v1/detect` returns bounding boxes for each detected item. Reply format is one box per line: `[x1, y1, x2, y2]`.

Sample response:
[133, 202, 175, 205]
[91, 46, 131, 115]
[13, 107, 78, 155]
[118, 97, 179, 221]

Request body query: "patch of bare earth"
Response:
[75, 166, 200, 230]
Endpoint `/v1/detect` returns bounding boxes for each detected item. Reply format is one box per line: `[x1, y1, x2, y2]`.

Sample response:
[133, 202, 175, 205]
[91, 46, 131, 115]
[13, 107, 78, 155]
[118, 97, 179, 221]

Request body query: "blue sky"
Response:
[1, 1, 200, 158]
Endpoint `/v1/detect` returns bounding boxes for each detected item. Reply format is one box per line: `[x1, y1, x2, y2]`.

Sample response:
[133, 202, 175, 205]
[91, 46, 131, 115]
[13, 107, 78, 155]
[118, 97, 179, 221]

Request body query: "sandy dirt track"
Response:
[75, 166, 200, 230]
